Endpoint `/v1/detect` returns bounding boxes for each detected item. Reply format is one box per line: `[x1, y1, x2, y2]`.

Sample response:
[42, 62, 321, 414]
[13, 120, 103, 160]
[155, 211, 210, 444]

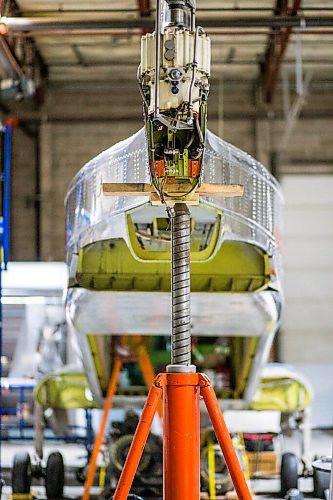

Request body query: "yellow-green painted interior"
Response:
[74, 238, 270, 293]
[234, 337, 259, 398]
[249, 377, 312, 412]
[67, 214, 274, 404]
[87, 335, 110, 393]
[34, 368, 312, 411]
[126, 213, 222, 262]
[34, 372, 99, 409]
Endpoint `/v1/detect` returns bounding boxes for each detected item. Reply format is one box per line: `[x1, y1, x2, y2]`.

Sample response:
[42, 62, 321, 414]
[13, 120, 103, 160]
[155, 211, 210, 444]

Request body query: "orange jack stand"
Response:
[83, 336, 162, 500]
[113, 372, 252, 500]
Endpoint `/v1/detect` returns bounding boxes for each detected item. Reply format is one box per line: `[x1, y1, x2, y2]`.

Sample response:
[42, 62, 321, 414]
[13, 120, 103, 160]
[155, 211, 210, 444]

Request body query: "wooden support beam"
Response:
[102, 182, 244, 197]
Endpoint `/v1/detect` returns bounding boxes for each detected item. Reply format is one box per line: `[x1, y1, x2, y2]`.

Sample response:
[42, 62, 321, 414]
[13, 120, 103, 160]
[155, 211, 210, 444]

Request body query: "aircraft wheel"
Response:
[281, 452, 299, 497]
[45, 451, 65, 499]
[313, 467, 330, 498]
[12, 451, 32, 494]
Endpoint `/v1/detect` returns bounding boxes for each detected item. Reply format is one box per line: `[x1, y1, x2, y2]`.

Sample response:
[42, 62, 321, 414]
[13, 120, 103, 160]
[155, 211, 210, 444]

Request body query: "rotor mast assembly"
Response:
[139, 0, 210, 203]
[113, 2, 252, 498]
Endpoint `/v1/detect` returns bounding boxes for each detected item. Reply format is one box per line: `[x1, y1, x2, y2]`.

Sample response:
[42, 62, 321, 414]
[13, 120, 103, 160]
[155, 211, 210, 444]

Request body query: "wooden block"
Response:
[246, 451, 278, 476]
[197, 183, 244, 197]
[102, 182, 244, 198]
[102, 183, 151, 196]
[150, 192, 200, 206]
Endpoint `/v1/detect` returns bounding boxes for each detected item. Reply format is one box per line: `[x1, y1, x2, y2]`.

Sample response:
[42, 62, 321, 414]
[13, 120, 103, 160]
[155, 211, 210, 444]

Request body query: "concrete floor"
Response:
[1, 430, 332, 499]
[0, 479, 322, 499]
[0, 474, 326, 499]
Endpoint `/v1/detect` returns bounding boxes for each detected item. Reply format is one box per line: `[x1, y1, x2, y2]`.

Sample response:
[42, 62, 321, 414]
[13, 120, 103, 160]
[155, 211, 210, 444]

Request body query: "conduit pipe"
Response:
[0, 16, 332, 33]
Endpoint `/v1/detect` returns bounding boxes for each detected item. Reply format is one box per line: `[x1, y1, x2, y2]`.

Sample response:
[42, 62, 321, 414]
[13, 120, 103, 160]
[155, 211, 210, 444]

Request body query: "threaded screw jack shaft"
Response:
[171, 203, 191, 366]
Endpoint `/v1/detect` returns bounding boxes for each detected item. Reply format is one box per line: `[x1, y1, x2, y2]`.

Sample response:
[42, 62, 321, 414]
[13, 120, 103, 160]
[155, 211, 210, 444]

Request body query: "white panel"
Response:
[2, 262, 67, 291]
[282, 175, 333, 206]
[284, 271, 333, 299]
[293, 364, 333, 428]
[283, 238, 333, 269]
[284, 208, 333, 237]
[281, 174, 333, 371]
[283, 301, 333, 331]
[280, 329, 333, 364]
[224, 411, 281, 434]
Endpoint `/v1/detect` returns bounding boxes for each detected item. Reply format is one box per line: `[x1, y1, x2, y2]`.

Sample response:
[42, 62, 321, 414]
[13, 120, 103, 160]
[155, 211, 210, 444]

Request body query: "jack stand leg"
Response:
[83, 356, 122, 500]
[163, 373, 200, 500]
[201, 381, 252, 500]
[113, 378, 163, 499]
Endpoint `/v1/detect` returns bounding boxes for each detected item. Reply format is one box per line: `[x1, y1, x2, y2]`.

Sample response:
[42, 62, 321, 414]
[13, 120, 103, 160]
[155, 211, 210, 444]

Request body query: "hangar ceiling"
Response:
[0, 0, 330, 105]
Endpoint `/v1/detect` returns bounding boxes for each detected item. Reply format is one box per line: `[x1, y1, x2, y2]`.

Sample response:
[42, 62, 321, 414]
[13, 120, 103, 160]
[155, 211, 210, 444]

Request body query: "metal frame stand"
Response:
[113, 204, 252, 499]
[83, 336, 162, 500]
[0, 123, 12, 491]
[113, 372, 251, 499]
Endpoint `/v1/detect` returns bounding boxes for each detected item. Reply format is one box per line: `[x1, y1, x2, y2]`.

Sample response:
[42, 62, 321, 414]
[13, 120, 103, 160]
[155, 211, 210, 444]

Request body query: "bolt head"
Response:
[169, 68, 182, 80]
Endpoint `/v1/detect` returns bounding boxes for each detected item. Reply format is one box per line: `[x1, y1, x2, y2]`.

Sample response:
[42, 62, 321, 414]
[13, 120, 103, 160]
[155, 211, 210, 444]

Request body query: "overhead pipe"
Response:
[262, 0, 304, 103]
[18, 7, 333, 15]
[5, 28, 333, 38]
[0, 16, 332, 33]
[47, 58, 333, 68]
[0, 37, 24, 78]
[137, 0, 151, 17]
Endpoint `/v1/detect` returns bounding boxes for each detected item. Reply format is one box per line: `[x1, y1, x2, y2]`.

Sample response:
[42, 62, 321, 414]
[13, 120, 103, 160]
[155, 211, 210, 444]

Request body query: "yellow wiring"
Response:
[237, 433, 251, 481]
[237, 433, 253, 495]
[11, 495, 33, 500]
[207, 436, 216, 499]
[99, 465, 106, 488]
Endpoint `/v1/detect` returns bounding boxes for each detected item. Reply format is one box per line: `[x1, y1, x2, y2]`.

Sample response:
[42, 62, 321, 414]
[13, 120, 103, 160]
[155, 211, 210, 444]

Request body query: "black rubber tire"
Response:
[75, 466, 86, 484]
[12, 451, 32, 494]
[45, 451, 65, 499]
[313, 467, 330, 499]
[281, 452, 299, 497]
